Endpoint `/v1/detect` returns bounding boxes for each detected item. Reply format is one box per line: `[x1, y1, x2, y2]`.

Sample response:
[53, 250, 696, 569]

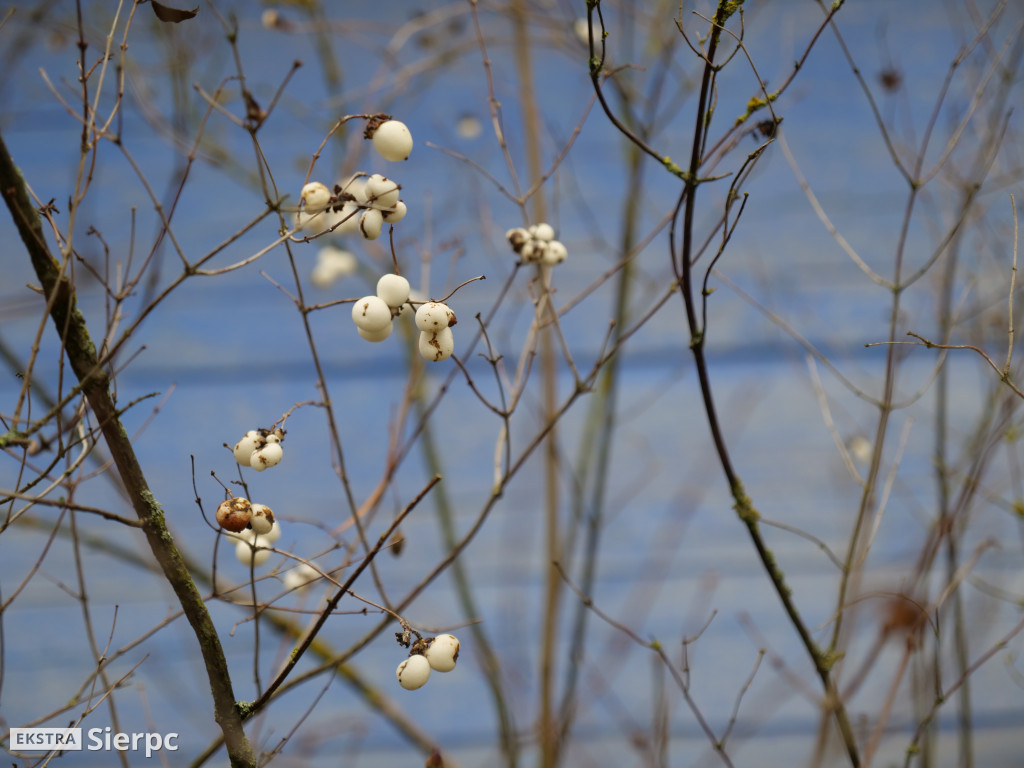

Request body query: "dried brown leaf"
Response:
[150, 0, 199, 23]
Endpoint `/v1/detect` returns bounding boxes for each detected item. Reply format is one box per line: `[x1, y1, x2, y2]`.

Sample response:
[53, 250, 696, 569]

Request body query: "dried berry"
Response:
[216, 497, 253, 533]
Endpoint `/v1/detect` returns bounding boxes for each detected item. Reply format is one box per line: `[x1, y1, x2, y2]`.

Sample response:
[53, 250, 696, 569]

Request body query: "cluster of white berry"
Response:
[215, 496, 284, 566]
[222, 429, 287, 565]
[505, 222, 568, 265]
[351, 273, 457, 362]
[351, 273, 410, 343]
[395, 634, 461, 691]
[414, 301, 456, 362]
[233, 428, 285, 472]
[295, 119, 413, 241]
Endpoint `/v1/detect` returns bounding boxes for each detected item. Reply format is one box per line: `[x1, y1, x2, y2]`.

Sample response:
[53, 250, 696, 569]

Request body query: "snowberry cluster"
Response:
[214, 496, 283, 566]
[233, 428, 285, 472]
[298, 173, 406, 241]
[395, 634, 461, 691]
[350, 274, 458, 362]
[351, 273, 410, 343]
[506, 222, 568, 266]
[295, 119, 413, 240]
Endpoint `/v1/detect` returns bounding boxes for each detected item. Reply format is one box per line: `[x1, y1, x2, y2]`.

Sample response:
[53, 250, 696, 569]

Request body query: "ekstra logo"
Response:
[9, 728, 83, 751]
[10, 727, 179, 758]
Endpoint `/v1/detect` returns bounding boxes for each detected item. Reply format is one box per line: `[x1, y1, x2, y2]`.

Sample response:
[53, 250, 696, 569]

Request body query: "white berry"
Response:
[352, 295, 392, 333]
[573, 17, 590, 45]
[365, 174, 400, 209]
[236, 538, 270, 567]
[396, 655, 431, 690]
[414, 301, 454, 332]
[283, 563, 321, 593]
[530, 222, 555, 242]
[339, 174, 369, 204]
[301, 181, 331, 214]
[359, 208, 384, 240]
[261, 9, 280, 29]
[312, 245, 356, 288]
[382, 200, 407, 223]
[233, 430, 260, 465]
[373, 120, 413, 162]
[249, 503, 275, 535]
[358, 322, 393, 342]
[376, 273, 410, 308]
[418, 327, 455, 362]
[521, 240, 548, 263]
[506, 227, 529, 252]
[542, 240, 568, 265]
[261, 521, 283, 544]
[250, 441, 283, 471]
[332, 202, 362, 236]
[424, 634, 460, 672]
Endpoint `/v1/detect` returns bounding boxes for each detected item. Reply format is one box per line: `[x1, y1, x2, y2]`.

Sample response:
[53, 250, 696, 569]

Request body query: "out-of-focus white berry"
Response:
[311, 261, 335, 288]
[365, 174, 400, 209]
[331, 204, 360, 237]
[262, 9, 293, 31]
[541, 240, 568, 265]
[506, 227, 529, 252]
[283, 563, 321, 593]
[225, 527, 254, 544]
[312, 245, 357, 288]
[521, 240, 548, 263]
[373, 120, 413, 162]
[424, 634, 460, 672]
[352, 295, 392, 333]
[574, 17, 590, 45]
[456, 113, 482, 139]
[231, 520, 281, 548]
[262, 9, 280, 29]
[236, 538, 270, 567]
[317, 244, 356, 270]
[301, 182, 332, 214]
[249, 503, 275, 535]
[414, 302, 454, 332]
[259, 520, 283, 544]
[233, 430, 260, 465]
[396, 654, 431, 690]
[376, 273, 410, 308]
[250, 441, 283, 471]
[530, 222, 555, 242]
[848, 434, 872, 463]
[359, 208, 384, 240]
[358, 322, 393, 342]
[382, 200, 407, 223]
[418, 327, 455, 362]
[336, 174, 369, 204]
[294, 210, 320, 233]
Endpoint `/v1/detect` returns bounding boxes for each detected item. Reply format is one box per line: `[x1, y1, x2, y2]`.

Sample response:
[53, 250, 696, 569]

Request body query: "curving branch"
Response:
[0, 130, 256, 768]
